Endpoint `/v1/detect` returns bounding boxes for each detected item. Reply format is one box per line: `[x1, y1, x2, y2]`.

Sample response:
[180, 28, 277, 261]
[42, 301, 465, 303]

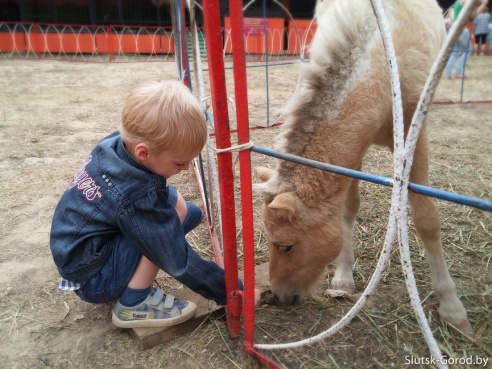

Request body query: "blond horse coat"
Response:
[255, 0, 473, 335]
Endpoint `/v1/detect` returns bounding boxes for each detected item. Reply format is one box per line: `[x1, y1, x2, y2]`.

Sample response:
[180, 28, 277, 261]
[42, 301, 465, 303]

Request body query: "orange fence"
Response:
[0, 23, 178, 62]
[0, 21, 317, 62]
[223, 17, 316, 58]
[224, 17, 284, 55]
[287, 19, 317, 56]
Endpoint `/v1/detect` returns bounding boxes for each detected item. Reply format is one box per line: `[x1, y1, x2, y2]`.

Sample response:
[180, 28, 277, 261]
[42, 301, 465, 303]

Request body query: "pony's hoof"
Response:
[330, 279, 354, 294]
[325, 288, 352, 299]
[448, 319, 475, 339]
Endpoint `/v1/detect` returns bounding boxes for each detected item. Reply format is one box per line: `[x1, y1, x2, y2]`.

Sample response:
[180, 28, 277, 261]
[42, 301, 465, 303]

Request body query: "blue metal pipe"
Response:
[200, 60, 308, 73]
[251, 145, 492, 212]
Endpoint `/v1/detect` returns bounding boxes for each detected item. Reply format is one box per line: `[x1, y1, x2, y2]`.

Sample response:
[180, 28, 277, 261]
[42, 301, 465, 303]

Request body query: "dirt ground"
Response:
[0, 56, 491, 369]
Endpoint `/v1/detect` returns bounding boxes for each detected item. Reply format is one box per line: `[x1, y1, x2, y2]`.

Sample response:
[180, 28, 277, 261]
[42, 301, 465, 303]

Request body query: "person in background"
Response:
[488, 20, 492, 51]
[446, 0, 489, 79]
[444, 9, 453, 34]
[473, 8, 491, 55]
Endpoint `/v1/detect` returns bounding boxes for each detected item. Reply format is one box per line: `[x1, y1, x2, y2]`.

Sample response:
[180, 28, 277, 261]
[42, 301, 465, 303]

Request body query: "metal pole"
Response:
[229, 0, 255, 346]
[229, 1, 285, 365]
[202, 0, 242, 338]
[252, 145, 492, 212]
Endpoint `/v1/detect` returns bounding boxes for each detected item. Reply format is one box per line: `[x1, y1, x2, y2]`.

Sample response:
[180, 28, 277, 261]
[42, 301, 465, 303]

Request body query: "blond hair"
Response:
[120, 80, 207, 157]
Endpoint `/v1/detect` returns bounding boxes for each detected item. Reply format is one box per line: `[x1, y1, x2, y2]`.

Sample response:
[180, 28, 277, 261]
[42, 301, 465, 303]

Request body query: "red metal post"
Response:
[229, 1, 284, 367]
[244, 342, 285, 369]
[202, 0, 242, 338]
[179, 0, 189, 87]
[228, 0, 255, 342]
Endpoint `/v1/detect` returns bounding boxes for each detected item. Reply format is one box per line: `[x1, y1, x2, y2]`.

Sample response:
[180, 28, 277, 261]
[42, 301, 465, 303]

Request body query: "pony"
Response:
[254, 0, 473, 336]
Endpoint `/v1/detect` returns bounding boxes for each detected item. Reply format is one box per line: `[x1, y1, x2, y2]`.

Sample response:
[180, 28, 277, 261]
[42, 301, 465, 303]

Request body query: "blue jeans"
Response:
[75, 189, 204, 304]
[446, 28, 472, 77]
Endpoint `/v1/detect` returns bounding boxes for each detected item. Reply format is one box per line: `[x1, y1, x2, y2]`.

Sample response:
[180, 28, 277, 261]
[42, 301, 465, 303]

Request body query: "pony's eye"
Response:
[278, 245, 293, 253]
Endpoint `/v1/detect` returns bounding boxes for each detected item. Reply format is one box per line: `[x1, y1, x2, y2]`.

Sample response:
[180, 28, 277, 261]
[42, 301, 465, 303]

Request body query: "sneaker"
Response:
[112, 288, 197, 328]
[455, 73, 467, 79]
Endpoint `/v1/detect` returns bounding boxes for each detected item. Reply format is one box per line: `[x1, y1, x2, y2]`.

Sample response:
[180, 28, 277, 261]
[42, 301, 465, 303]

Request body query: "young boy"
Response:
[50, 80, 260, 328]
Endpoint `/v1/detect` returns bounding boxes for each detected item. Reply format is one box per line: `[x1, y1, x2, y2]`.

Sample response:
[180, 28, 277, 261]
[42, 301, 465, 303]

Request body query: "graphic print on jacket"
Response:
[67, 155, 103, 201]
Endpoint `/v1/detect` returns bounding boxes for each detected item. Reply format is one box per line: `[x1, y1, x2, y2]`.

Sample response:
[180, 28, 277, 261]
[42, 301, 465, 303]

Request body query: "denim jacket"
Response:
[50, 131, 234, 305]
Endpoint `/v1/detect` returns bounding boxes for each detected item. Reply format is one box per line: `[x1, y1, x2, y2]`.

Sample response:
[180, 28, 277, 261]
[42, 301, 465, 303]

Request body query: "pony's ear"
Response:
[255, 166, 275, 182]
[268, 192, 300, 222]
[253, 166, 277, 204]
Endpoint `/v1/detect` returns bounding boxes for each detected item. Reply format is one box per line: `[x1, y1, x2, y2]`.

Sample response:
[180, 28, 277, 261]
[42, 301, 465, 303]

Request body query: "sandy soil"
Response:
[0, 56, 491, 369]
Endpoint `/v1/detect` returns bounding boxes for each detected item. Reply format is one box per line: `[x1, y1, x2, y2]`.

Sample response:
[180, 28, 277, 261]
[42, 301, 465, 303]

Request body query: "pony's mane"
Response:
[274, 0, 398, 155]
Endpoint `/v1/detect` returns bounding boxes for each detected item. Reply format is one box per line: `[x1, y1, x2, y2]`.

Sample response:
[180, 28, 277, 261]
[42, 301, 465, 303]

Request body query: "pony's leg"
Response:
[331, 178, 360, 293]
[409, 128, 472, 336]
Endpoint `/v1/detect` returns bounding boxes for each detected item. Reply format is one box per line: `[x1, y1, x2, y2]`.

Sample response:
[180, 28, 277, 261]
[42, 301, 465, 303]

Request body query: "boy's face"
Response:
[144, 151, 195, 179]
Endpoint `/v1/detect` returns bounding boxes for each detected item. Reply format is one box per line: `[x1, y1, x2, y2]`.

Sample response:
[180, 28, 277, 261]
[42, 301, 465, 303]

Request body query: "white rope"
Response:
[255, 0, 480, 361]
[202, 95, 238, 115]
[371, 0, 442, 365]
[394, 4, 480, 366]
[215, 141, 254, 154]
[301, 18, 317, 61]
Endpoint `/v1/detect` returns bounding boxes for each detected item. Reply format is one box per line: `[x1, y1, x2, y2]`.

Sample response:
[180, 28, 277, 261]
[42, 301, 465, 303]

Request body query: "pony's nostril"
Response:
[280, 294, 300, 306]
[264, 290, 301, 306]
[292, 295, 302, 305]
[264, 290, 282, 305]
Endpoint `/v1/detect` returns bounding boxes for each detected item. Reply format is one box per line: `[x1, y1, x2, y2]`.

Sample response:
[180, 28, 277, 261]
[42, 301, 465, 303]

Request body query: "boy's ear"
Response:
[134, 143, 151, 161]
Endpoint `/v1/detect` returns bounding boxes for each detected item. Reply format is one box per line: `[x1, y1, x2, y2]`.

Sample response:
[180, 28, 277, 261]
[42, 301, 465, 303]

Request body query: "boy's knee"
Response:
[175, 191, 188, 224]
[183, 203, 204, 234]
[175, 191, 204, 233]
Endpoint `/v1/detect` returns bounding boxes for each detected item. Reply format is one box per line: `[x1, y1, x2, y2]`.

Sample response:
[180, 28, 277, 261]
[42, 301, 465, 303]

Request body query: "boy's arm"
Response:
[118, 191, 242, 305]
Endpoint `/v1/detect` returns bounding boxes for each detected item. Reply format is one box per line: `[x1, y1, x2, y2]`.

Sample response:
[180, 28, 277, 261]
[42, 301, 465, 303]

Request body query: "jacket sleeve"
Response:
[117, 188, 242, 305]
